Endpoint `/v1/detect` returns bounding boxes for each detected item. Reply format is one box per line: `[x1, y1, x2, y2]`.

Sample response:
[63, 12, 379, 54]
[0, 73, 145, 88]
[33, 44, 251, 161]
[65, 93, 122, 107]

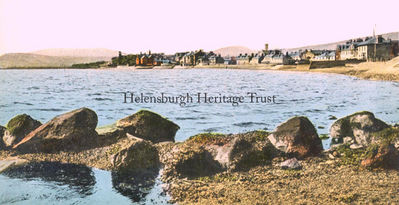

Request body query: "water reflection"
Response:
[112, 169, 159, 202]
[2, 162, 95, 196]
[1, 162, 168, 204]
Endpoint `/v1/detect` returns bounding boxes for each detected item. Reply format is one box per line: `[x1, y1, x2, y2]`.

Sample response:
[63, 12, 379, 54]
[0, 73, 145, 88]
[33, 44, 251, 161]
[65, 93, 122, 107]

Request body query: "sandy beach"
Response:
[192, 57, 399, 82]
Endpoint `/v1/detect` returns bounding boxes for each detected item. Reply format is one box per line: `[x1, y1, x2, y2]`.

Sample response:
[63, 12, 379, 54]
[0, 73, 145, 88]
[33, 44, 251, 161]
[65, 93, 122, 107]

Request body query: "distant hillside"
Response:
[213, 46, 256, 57]
[0, 53, 111, 68]
[284, 32, 399, 52]
[32, 48, 119, 57]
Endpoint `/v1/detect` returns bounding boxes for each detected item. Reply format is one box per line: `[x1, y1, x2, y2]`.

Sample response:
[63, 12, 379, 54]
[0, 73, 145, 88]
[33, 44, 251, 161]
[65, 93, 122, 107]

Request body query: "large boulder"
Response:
[268, 116, 323, 158]
[116, 110, 179, 143]
[330, 111, 389, 147]
[110, 135, 159, 174]
[3, 114, 41, 147]
[96, 123, 127, 146]
[13, 108, 98, 153]
[160, 131, 280, 179]
[195, 131, 281, 171]
[162, 144, 223, 179]
[361, 143, 399, 169]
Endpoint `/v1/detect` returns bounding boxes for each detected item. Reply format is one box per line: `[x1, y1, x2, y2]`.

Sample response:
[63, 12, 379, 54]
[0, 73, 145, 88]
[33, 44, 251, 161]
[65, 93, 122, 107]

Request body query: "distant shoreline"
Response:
[1, 61, 399, 82]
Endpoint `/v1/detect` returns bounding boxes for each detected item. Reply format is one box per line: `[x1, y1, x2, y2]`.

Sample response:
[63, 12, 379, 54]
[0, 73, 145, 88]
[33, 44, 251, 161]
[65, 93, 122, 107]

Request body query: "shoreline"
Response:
[1, 60, 399, 82]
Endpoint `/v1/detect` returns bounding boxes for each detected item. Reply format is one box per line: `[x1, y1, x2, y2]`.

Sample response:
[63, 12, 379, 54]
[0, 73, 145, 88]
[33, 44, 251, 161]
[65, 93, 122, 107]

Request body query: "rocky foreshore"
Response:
[1, 108, 399, 204]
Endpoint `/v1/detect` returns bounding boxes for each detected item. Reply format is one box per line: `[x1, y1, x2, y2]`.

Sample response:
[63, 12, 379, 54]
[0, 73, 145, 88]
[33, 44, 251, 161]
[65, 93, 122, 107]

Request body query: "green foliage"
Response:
[335, 144, 366, 166]
[71, 61, 106, 68]
[364, 143, 380, 159]
[111, 53, 137, 66]
[372, 127, 399, 144]
[134, 109, 179, 128]
[188, 133, 228, 145]
[232, 148, 274, 171]
[6, 114, 40, 135]
[252, 130, 270, 141]
[198, 173, 239, 182]
[319, 134, 329, 140]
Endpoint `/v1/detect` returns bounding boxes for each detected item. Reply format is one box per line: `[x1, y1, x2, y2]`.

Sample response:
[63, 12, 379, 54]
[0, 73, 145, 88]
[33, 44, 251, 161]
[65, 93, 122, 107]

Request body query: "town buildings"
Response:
[337, 35, 399, 61]
[236, 54, 251, 65]
[112, 30, 398, 68]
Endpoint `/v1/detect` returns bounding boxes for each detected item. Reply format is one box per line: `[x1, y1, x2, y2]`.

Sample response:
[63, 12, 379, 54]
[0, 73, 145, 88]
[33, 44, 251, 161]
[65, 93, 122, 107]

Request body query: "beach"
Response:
[192, 57, 399, 82]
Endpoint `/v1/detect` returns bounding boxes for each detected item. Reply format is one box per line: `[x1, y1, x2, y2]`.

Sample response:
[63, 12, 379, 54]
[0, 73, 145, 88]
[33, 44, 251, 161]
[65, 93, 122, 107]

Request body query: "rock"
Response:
[329, 115, 337, 120]
[13, 108, 98, 153]
[361, 143, 399, 169]
[280, 158, 302, 170]
[163, 145, 223, 179]
[0, 125, 6, 149]
[268, 116, 323, 158]
[96, 123, 127, 145]
[3, 114, 41, 147]
[343, 137, 354, 144]
[0, 158, 29, 173]
[116, 110, 180, 143]
[330, 111, 389, 147]
[186, 131, 281, 172]
[332, 151, 340, 157]
[349, 144, 363, 149]
[226, 131, 280, 171]
[184, 133, 234, 170]
[110, 136, 159, 174]
[372, 127, 399, 150]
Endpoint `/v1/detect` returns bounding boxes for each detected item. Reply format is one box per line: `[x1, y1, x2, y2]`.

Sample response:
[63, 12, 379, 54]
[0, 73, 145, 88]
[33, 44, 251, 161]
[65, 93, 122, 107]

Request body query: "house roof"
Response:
[289, 52, 300, 58]
[315, 51, 335, 58]
[357, 37, 391, 46]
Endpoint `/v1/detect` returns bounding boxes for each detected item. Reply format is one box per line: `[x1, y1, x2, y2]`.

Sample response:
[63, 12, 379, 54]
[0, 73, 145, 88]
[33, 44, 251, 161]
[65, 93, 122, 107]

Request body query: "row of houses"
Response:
[337, 35, 399, 61]
[174, 50, 236, 66]
[173, 49, 337, 66]
[133, 51, 174, 66]
[116, 33, 398, 67]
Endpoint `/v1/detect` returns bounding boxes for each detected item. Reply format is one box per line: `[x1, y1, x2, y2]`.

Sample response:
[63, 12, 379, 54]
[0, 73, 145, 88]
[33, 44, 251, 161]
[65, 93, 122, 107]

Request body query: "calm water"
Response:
[1, 68, 399, 204]
[0, 162, 170, 204]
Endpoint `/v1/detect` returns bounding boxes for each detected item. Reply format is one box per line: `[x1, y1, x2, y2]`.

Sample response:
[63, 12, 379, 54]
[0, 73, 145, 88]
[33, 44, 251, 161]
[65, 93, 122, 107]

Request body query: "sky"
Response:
[0, 0, 398, 54]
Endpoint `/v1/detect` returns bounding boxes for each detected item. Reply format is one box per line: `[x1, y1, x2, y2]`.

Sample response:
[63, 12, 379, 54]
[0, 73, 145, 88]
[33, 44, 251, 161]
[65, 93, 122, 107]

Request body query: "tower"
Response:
[263, 43, 269, 55]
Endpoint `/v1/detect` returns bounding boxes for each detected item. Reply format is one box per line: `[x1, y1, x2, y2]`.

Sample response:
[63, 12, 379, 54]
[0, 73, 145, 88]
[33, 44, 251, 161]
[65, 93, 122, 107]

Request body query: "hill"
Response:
[284, 32, 399, 52]
[32, 48, 119, 58]
[0, 53, 111, 68]
[213, 46, 256, 57]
